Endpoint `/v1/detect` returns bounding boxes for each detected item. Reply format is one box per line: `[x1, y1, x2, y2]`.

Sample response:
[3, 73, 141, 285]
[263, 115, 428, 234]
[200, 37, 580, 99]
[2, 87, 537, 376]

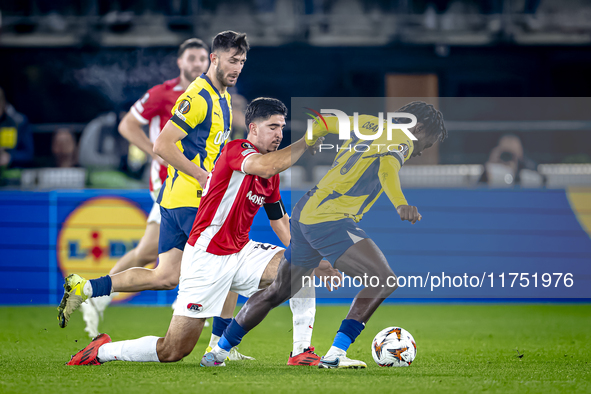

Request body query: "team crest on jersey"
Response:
[398, 143, 409, 158]
[241, 142, 254, 149]
[178, 99, 191, 114]
[187, 303, 203, 312]
[140, 92, 149, 104]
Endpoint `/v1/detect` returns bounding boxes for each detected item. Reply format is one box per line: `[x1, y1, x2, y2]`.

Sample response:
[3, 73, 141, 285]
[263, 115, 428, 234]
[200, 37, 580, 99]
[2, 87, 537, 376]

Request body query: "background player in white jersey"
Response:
[64, 97, 337, 366]
[78, 38, 210, 338]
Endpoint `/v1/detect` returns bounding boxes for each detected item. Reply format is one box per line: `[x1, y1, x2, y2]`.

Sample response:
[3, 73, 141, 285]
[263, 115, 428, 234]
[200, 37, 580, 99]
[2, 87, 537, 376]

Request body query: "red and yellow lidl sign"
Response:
[57, 197, 154, 302]
[567, 187, 591, 239]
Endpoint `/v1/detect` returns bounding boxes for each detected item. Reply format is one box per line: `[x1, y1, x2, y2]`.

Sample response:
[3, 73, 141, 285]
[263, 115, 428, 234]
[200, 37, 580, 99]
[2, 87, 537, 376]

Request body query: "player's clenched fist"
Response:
[306, 136, 325, 155]
[396, 205, 422, 224]
[305, 120, 329, 147]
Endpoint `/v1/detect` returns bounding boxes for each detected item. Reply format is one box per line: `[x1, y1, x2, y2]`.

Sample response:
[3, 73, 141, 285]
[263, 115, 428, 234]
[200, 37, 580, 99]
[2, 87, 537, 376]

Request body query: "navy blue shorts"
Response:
[158, 206, 199, 254]
[285, 218, 369, 269]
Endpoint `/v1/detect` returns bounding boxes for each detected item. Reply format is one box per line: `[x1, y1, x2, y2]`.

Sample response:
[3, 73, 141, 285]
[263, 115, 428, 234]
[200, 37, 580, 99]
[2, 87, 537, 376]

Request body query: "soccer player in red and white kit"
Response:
[65, 97, 337, 366]
[78, 38, 210, 337]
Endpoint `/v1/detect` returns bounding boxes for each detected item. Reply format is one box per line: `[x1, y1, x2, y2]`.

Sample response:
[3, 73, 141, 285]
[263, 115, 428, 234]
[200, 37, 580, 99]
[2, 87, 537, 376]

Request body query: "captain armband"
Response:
[264, 199, 286, 220]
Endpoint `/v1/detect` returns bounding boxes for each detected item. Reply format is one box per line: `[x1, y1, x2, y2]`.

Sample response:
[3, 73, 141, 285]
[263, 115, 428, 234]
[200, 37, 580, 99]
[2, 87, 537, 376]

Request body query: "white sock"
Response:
[325, 346, 346, 358]
[83, 281, 93, 298]
[208, 334, 220, 349]
[97, 336, 160, 363]
[211, 345, 229, 362]
[290, 283, 316, 356]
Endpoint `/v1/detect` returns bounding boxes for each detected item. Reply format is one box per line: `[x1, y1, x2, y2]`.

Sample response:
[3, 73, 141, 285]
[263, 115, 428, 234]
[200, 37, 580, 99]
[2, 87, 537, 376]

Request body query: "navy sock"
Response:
[212, 317, 232, 337]
[89, 276, 112, 298]
[332, 319, 365, 351]
[218, 320, 247, 351]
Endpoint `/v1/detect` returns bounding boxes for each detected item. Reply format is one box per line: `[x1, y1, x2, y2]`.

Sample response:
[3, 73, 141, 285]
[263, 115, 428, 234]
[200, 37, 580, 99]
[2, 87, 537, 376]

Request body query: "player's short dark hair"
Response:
[396, 101, 448, 142]
[177, 38, 209, 58]
[212, 31, 249, 55]
[245, 97, 288, 131]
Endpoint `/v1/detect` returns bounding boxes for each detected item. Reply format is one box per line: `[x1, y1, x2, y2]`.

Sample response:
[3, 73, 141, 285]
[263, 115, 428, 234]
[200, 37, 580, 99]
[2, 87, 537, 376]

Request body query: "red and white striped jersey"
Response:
[130, 77, 185, 195]
[188, 139, 281, 255]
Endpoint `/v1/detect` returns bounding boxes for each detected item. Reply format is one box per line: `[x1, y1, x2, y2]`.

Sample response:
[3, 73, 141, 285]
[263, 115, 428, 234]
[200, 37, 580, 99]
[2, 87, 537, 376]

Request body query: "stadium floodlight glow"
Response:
[306, 110, 418, 141]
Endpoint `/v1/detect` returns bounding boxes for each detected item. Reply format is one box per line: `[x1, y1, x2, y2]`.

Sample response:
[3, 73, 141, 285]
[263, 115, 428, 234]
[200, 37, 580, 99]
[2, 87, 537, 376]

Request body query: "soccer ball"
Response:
[371, 326, 417, 367]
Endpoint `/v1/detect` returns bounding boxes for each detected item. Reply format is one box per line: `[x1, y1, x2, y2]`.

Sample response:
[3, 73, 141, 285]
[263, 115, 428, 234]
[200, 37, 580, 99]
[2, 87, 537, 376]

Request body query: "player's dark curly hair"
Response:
[245, 97, 288, 132]
[396, 101, 448, 142]
[177, 38, 209, 58]
[212, 31, 250, 55]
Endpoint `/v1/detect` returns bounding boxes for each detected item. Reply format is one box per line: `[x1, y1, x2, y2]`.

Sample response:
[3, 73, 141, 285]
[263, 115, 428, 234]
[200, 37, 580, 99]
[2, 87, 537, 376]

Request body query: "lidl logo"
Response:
[57, 197, 153, 302]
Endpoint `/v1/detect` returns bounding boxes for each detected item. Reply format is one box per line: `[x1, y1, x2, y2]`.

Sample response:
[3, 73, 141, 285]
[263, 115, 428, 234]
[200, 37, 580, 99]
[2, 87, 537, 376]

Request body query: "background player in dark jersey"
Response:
[78, 38, 210, 338]
[205, 102, 448, 369]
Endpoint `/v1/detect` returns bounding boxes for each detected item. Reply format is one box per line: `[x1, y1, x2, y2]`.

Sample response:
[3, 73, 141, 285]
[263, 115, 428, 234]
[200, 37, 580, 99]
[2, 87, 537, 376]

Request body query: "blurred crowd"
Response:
[3, 0, 591, 44]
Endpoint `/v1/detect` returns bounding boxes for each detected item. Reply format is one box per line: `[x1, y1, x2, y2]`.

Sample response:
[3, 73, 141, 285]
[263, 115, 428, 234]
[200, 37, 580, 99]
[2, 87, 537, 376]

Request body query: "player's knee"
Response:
[153, 268, 179, 290]
[381, 272, 398, 296]
[158, 276, 178, 290]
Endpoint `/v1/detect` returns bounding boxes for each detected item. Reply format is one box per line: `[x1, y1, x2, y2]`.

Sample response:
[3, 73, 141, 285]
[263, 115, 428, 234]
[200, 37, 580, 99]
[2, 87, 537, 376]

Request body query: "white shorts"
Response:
[173, 240, 284, 319]
[147, 202, 161, 224]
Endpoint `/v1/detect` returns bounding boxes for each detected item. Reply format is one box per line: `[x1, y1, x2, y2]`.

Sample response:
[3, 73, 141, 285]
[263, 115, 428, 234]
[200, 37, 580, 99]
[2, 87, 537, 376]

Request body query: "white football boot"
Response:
[318, 349, 367, 369]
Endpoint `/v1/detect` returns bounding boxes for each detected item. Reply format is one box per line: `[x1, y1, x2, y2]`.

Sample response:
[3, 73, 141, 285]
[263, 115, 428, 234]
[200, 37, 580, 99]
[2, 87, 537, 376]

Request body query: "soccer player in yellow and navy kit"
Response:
[58, 31, 254, 360]
[206, 101, 448, 369]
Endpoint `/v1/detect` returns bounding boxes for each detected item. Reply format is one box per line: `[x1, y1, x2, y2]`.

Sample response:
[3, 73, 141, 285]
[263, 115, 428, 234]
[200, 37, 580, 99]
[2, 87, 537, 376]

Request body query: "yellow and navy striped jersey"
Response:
[158, 74, 233, 209]
[294, 114, 414, 225]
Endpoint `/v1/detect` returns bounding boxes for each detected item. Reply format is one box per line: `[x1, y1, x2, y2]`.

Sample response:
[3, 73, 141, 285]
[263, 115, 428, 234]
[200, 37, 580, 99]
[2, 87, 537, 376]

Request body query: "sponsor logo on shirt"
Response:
[241, 142, 254, 149]
[246, 190, 265, 206]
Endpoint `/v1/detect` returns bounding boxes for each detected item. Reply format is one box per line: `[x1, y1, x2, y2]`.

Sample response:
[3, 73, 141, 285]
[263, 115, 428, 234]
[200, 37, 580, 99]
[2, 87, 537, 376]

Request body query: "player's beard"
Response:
[267, 140, 281, 153]
[216, 66, 236, 87]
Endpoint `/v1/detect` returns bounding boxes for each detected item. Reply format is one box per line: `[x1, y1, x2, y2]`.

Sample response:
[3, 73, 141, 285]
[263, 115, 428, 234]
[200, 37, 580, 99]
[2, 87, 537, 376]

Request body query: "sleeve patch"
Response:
[241, 142, 254, 149]
[398, 143, 409, 159]
[178, 99, 191, 115]
[241, 149, 257, 156]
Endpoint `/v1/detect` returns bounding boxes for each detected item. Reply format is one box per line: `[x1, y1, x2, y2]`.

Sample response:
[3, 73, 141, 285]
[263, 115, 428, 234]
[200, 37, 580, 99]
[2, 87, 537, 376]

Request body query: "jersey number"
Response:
[331, 134, 365, 175]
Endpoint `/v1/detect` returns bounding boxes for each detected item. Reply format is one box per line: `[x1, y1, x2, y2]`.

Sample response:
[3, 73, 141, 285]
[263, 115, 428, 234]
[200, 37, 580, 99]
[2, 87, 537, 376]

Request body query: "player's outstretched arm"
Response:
[153, 120, 209, 187]
[118, 112, 165, 165]
[243, 137, 309, 179]
[379, 156, 421, 224]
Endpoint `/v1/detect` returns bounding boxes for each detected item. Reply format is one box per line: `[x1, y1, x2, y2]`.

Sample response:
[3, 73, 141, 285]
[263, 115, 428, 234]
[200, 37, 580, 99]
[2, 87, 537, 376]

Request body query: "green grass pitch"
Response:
[1, 304, 590, 393]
